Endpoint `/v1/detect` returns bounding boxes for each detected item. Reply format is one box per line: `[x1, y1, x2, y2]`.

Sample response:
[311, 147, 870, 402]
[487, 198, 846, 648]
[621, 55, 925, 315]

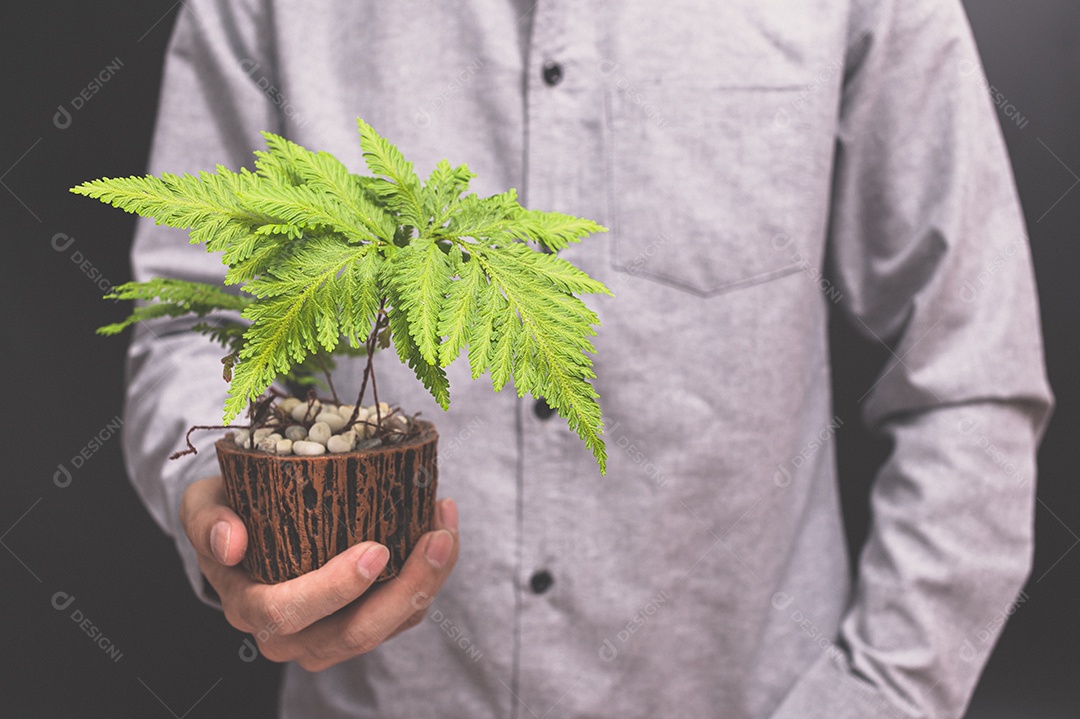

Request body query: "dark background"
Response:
[2, 1, 1076, 717]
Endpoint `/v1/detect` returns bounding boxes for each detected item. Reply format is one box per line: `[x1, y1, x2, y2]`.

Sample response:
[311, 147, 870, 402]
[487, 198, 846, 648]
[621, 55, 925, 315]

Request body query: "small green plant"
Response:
[73, 118, 610, 471]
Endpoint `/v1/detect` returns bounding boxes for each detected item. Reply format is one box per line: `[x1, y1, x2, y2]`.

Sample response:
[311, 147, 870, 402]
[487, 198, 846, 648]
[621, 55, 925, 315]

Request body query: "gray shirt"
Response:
[123, 1, 1054, 717]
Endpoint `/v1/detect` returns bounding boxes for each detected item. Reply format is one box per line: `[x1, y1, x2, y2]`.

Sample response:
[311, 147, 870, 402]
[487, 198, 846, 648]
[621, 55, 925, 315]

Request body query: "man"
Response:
[124, 1, 1053, 717]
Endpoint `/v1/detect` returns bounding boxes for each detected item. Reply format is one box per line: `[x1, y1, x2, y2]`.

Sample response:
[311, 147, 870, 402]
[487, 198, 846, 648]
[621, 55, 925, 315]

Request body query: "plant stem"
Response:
[170, 424, 248, 459]
[247, 393, 278, 443]
[346, 298, 387, 432]
[302, 389, 320, 423]
[314, 352, 340, 405]
[371, 342, 382, 427]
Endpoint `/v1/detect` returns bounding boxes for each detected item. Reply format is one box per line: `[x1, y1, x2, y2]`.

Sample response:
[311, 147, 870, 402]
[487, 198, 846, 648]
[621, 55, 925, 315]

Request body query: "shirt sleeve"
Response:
[122, 0, 278, 608]
[771, 1, 1053, 717]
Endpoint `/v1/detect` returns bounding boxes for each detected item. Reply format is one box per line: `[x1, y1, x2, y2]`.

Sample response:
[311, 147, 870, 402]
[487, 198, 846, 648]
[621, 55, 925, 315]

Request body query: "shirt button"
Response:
[542, 61, 564, 86]
[529, 569, 554, 594]
[533, 398, 556, 420]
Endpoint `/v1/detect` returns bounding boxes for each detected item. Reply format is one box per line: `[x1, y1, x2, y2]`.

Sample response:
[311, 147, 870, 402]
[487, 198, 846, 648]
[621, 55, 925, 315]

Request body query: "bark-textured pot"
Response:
[215, 420, 438, 584]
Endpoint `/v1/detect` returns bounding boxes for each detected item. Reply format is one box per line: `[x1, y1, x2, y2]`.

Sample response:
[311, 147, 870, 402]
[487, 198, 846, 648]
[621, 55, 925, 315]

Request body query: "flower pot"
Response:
[215, 420, 439, 584]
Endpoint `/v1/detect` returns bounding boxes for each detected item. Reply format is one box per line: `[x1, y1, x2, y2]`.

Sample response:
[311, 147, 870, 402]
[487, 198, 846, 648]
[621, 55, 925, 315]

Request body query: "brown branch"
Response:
[346, 298, 387, 432]
[371, 345, 382, 427]
[169, 424, 246, 460]
[302, 389, 320, 423]
[313, 352, 340, 405]
[249, 394, 277, 433]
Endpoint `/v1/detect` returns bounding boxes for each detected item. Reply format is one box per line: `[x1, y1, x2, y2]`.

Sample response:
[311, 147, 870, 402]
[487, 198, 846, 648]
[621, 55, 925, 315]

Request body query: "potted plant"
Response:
[72, 118, 609, 583]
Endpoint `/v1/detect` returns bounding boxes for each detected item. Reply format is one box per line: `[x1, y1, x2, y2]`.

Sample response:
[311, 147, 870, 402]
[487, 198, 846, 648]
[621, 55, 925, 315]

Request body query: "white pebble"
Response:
[365, 402, 391, 420]
[253, 428, 274, 441]
[275, 439, 293, 455]
[278, 397, 302, 414]
[292, 440, 326, 456]
[384, 416, 408, 442]
[291, 401, 320, 423]
[233, 429, 250, 447]
[284, 425, 307, 441]
[347, 408, 370, 435]
[315, 411, 347, 433]
[307, 422, 332, 446]
[356, 438, 382, 451]
[326, 434, 354, 453]
[255, 433, 281, 451]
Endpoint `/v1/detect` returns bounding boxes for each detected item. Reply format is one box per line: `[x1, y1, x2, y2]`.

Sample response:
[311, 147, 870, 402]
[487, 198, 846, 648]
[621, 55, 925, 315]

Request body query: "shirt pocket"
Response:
[605, 83, 815, 297]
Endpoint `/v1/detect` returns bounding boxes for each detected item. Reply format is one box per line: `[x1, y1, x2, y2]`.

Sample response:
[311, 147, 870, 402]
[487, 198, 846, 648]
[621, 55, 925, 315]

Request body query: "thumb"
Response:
[180, 476, 248, 566]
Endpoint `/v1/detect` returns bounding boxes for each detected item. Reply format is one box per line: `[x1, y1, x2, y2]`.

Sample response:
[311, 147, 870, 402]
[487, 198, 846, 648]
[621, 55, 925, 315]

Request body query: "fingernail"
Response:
[438, 498, 459, 533]
[425, 529, 454, 569]
[357, 544, 389, 580]
[210, 521, 231, 564]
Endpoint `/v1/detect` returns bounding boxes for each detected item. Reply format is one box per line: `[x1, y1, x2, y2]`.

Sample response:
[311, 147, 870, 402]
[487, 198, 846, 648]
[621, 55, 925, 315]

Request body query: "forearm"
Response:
[772, 0, 1052, 716]
[773, 401, 1041, 718]
[120, 0, 278, 604]
[123, 322, 229, 605]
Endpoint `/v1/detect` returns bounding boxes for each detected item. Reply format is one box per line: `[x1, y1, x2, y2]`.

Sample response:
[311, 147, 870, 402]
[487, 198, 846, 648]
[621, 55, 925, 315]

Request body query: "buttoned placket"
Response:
[511, 2, 579, 715]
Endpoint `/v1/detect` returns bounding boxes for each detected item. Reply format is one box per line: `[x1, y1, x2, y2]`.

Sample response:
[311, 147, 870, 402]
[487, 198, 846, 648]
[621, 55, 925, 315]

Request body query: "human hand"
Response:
[179, 475, 459, 671]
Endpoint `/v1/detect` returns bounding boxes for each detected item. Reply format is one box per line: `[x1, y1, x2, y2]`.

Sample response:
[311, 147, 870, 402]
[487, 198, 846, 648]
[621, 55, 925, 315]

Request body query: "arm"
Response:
[123, 0, 280, 606]
[123, 1, 460, 668]
[772, 1, 1053, 717]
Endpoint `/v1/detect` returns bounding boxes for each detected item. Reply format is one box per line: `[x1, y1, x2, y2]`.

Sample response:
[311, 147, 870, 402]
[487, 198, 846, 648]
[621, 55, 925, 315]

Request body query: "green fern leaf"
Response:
[440, 191, 519, 243]
[465, 279, 505, 380]
[438, 247, 484, 366]
[254, 136, 306, 186]
[97, 279, 251, 335]
[424, 159, 475, 225]
[487, 299, 517, 392]
[71, 171, 265, 248]
[237, 183, 375, 244]
[385, 283, 450, 409]
[389, 237, 453, 365]
[486, 240, 611, 296]
[509, 207, 608, 252]
[224, 240, 371, 423]
[339, 251, 384, 347]
[259, 131, 395, 241]
[472, 245, 607, 471]
[357, 118, 426, 228]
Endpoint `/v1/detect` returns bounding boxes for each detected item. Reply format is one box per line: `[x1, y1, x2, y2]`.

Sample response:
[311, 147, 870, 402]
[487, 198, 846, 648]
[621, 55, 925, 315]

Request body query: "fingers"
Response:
[386, 496, 459, 637]
[217, 539, 390, 638]
[188, 489, 460, 671]
[380, 495, 460, 639]
[263, 498, 460, 671]
[434, 495, 458, 534]
[180, 476, 248, 566]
